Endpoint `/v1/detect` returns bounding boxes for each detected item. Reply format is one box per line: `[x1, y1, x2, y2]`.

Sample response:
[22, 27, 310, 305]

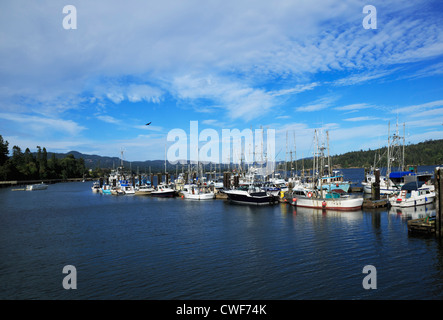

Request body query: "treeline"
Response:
[281, 139, 443, 170]
[0, 135, 95, 181]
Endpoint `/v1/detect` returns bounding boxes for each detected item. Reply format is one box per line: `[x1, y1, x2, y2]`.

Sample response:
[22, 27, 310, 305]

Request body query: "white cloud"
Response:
[171, 74, 278, 121]
[2, 0, 441, 114]
[344, 116, 379, 122]
[0, 112, 86, 136]
[334, 103, 374, 113]
[96, 114, 121, 124]
[393, 100, 443, 114]
[270, 82, 320, 97]
[332, 69, 397, 87]
[296, 96, 338, 112]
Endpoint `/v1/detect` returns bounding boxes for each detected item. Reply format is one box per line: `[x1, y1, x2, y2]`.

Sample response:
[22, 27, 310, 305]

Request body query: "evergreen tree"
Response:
[0, 135, 9, 166]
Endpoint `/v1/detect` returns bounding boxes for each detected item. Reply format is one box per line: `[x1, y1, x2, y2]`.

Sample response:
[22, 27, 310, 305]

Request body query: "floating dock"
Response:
[407, 217, 436, 235]
[362, 198, 388, 209]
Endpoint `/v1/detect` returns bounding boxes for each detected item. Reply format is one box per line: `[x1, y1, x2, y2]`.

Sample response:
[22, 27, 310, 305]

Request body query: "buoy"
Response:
[322, 201, 327, 208]
[307, 192, 312, 198]
[292, 198, 297, 203]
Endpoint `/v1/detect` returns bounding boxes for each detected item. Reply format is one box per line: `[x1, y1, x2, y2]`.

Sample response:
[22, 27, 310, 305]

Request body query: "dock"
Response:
[362, 198, 388, 209]
[215, 192, 228, 200]
[407, 217, 436, 235]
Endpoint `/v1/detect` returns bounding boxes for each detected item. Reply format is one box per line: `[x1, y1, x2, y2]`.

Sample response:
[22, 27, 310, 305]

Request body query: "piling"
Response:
[435, 167, 442, 237]
[233, 175, 239, 188]
[371, 169, 380, 201]
[223, 172, 231, 189]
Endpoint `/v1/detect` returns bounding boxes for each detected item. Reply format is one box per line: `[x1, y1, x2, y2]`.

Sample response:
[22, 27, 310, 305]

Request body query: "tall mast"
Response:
[327, 130, 330, 176]
[402, 122, 405, 171]
[164, 144, 166, 173]
[387, 121, 391, 188]
[285, 131, 288, 179]
[313, 130, 316, 186]
[293, 131, 297, 177]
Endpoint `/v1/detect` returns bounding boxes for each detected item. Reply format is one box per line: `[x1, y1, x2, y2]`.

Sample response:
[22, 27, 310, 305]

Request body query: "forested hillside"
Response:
[292, 139, 443, 169]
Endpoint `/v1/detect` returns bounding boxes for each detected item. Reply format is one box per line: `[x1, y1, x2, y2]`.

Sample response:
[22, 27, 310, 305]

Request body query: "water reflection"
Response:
[389, 203, 436, 220]
[287, 205, 364, 222]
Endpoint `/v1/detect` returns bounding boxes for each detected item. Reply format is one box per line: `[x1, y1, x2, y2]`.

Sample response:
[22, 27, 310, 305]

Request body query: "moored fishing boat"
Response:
[180, 184, 215, 200]
[317, 169, 352, 193]
[26, 182, 48, 191]
[151, 184, 176, 197]
[224, 185, 279, 205]
[261, 182, 281, 196]
[91, 181, 101, 193]
[135, 184, 154, 195]
[294, 190, 363, 211]
[388, 181, 435, 208]
[101, 184, 112, 195]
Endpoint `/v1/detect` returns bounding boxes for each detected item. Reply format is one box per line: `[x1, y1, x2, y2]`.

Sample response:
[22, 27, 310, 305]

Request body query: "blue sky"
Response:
[0, 0, 442, 162]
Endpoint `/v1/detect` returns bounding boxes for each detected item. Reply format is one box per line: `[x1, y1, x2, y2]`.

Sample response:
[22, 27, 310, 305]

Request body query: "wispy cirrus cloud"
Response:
[344, 116, 380, 122]
[295, 96, 338, 112]
[96, 114, 121, 125]
[0, 112, 86, 136]
[392, 99, 443, 114]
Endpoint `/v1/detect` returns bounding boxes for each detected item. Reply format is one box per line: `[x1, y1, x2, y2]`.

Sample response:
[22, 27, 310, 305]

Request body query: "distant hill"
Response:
[43, 139, 443, 173]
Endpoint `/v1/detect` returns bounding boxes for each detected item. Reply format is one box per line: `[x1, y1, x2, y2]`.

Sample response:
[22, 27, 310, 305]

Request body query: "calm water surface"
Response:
[1, 167, 442, 300]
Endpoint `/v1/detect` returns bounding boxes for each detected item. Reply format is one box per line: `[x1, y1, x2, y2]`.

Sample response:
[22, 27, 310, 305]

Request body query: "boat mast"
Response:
[294, 131, 297, 178]
[313, 129, 316, 188]
[387, 121, 391, 189]
[285, 131, 288, 180]
[327, 130, 330, 177]
[402, 122, 405, 171]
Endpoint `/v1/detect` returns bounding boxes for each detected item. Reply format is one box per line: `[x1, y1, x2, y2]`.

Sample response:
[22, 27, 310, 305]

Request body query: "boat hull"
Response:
[389, 195, 435, 208]
[151, 191, 176, 197]
[224, 190, 278, 206]
[26, 184, 48, 191]
[181, 192, 215, 200]
[294, 196, 363, 211]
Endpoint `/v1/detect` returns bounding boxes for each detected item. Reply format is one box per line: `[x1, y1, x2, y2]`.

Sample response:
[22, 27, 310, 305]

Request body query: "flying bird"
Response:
[146, 122, 151, 126]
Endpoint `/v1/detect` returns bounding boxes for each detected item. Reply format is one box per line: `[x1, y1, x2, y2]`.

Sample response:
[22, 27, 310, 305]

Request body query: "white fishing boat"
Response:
[362, 171, 399, 194]
[288, 129, 363, 211]
[26, 182, 48, 191]
[180, 184, 215, 200]
[91, 181, 101, 193]
[135, 184, 154, 195]
[121, 185, 135, 195]
[294, 190, 364, 211]
[363, 170, 433, 195]
[388, 181, 435, 208]
[208, 178, 224, 189]
[151, 184, 176, 197]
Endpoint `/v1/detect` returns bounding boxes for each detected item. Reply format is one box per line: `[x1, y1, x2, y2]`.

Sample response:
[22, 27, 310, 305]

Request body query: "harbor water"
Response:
[1, 166, 442, 300]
